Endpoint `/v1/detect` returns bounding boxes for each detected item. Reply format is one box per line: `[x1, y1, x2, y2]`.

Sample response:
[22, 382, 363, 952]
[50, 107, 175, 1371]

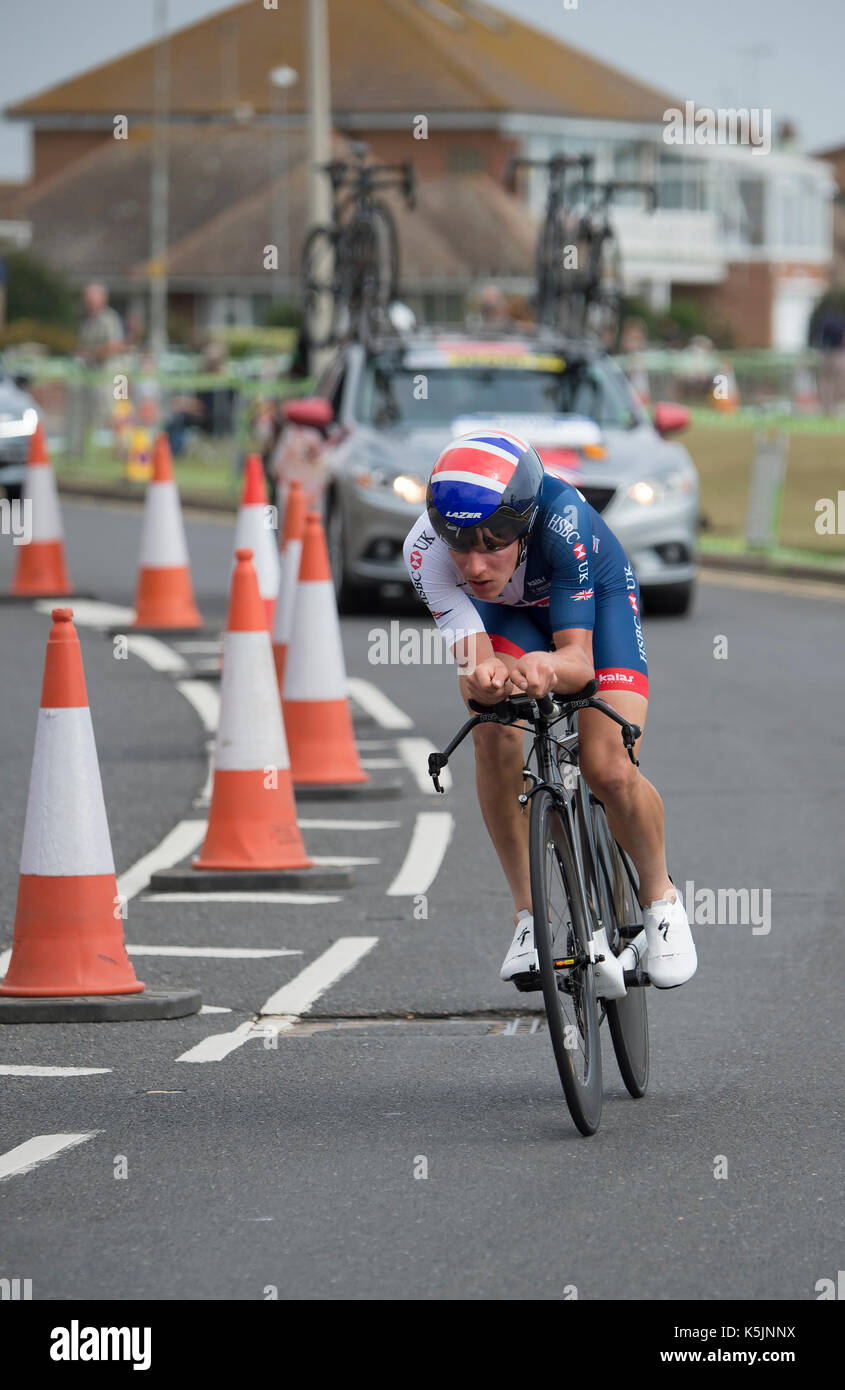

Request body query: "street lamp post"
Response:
[269, 65, 298, 307]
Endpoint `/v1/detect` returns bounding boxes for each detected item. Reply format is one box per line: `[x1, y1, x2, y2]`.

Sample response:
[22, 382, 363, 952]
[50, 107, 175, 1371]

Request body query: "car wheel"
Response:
[325, 497, 368, 614]
[643, 580, 695, 617]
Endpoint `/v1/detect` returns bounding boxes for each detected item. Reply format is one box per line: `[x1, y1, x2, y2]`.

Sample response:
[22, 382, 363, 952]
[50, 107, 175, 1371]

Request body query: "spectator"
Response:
[76, 283, 125, 446]
[816, 306, 845, 415]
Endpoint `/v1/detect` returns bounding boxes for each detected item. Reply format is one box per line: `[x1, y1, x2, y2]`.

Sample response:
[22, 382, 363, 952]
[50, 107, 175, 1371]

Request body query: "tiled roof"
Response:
[14, 125, 536, 286]
[6, 0, 677, 123]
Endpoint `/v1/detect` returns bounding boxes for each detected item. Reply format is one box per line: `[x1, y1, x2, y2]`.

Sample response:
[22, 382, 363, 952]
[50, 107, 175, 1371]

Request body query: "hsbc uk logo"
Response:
[628, 593, 639, 615]
[409, 550, 422, 570]
[573, 542, 586, 561]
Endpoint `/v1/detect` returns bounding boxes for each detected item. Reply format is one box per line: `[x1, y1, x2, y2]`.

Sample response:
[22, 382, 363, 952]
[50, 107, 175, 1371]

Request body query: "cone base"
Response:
[150, 866, 353, 891]
[0, 987, 202, 1024]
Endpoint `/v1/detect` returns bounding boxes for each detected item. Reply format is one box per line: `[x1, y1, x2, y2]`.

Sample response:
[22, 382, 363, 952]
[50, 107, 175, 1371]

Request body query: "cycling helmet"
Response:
[426, 431, 545, 552]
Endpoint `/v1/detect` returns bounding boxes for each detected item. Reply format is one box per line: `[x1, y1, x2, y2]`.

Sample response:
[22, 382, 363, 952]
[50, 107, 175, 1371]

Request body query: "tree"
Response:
[3, 250, 75, 327]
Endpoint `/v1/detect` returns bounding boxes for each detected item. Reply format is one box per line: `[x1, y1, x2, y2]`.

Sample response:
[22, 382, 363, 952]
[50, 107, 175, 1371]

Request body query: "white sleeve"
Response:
[403, 513, 486, 650]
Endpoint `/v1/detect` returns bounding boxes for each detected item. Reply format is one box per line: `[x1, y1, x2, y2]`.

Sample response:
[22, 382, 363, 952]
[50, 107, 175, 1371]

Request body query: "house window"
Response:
[447, 145, 485, 174]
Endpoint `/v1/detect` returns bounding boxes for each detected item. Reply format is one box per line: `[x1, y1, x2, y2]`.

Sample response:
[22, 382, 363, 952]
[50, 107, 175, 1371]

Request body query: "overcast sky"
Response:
[0, 0, 842, 182]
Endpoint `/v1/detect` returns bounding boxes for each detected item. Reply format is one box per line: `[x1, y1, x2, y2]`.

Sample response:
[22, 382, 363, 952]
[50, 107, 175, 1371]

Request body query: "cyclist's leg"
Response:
[573, 584, 671, 907]
[463, 605, 549, 922]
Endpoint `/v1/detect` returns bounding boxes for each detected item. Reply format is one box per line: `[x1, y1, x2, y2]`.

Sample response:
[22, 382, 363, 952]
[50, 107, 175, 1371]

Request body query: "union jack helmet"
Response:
[426, 431, 545, 552]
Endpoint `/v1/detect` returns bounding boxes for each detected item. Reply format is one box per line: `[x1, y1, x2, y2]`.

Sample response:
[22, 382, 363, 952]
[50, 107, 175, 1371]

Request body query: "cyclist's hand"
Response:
[508, 652, 557, 698]
[464, 656, 511, 705]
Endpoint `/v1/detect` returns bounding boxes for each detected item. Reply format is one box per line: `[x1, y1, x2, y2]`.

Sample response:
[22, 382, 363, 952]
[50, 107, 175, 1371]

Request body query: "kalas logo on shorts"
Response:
[409, 550, 422, 570]
[628, 593, 639, 615]
[573, 543, 586, 561]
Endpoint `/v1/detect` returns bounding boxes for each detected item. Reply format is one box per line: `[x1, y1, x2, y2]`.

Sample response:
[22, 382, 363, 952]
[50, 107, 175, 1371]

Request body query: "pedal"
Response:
[618, 924, 642, 941]
[512, 970, 544, 994]
[623, 967, 651, 988]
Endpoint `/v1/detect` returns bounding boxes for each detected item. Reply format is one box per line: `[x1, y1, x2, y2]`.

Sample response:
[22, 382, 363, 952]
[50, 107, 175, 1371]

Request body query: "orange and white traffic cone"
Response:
[233, 455, 279, 631]
[272, 479, 307, 696]
[9, 421, 73, 596]
[0, 609, 200, 1020]
[283, 512, 369, 789]
[131, 434, 203, 630]
[192, 547, 312, 871]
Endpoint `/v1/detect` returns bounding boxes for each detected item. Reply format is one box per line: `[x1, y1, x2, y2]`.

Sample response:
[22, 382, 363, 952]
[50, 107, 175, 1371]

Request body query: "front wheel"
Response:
[530, 787, 602, 1135]
[592, 802, 649, 1098]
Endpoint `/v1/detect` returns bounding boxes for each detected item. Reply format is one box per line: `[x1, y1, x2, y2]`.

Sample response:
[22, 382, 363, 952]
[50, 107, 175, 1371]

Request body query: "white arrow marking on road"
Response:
[176, 937, 378, 1063]
[143, 892, 342, 905]
[116, 820, 207, 902]
[346, 677, 413, 729]
[0, 1133, 100, 1181]
[298, 819, 400, 830]
[0, 1066, 111, 1077]
[34, 599, 133, 627]
[126, 945, 302, 959]
[176, 680, 220, 733]
[125, 634, 188, 674]
[397, 737, 452, 794]
[387, 812, 453, 896]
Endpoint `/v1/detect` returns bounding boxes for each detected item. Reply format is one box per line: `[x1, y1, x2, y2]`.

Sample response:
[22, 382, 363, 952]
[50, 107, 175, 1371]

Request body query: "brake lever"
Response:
[428, 751, 448, 794]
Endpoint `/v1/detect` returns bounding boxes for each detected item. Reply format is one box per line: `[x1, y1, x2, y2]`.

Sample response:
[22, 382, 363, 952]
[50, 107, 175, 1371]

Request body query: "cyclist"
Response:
[403, 430, 696, 995]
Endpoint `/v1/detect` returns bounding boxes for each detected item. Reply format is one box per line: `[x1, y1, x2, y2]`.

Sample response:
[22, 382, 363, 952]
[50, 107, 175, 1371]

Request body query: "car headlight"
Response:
[627, 470, 696, 506]
[0, 407, 38, 439]
[352, 464, 427, 505]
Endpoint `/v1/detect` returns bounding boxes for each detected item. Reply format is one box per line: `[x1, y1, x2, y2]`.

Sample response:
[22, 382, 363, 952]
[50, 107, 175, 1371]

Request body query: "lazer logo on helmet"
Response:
[445, 510, 483, 520]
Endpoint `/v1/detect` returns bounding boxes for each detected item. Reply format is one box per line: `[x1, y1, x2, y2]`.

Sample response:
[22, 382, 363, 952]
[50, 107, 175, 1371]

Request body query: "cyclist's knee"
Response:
[580, 748, 637, 803]
[472, 720, 523, 763]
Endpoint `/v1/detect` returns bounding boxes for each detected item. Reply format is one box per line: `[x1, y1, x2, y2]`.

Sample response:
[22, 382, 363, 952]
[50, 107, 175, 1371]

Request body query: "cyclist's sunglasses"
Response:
[435, 510, 535, 554]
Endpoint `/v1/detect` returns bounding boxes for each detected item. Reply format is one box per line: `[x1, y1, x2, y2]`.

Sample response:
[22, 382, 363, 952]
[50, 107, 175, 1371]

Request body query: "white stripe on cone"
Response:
[20, 708, 115, 877]
[272, 537, 303, 647]
[25, 466, 64, 542]
[233, 507, 280, 606]
[138, 481, 191, 567]
[216, 630, 290, 771]
[283, 580, 348, 702]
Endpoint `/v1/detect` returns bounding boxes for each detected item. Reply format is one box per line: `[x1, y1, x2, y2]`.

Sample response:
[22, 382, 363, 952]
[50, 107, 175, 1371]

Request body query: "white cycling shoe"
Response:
[500, 911, 541, 991]
[642, 891, 697, 989]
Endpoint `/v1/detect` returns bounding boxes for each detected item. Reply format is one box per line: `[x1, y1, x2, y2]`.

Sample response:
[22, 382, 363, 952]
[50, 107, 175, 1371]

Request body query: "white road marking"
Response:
[200, 1005, 232, 1014]
[126, 945, 302, 959]
[176, 1021, 255, 1064]
[700, 567, 845, 603]
[387, 811, 454, 896]
[310, 855, 379, 867]
[172, 641, 223, 654]
[125, 634, 188, 673]
[0, 1066, 111, 1077]
[0, 1132, 100, 1182]
[177, 937, 378, 1063]
[298, 819, 400, 830]
[360, 758, 404, 769]
[356, 740, 401, 751]
[397, 737, 452, 794]
[346, 677, 413, 730]
[116, 820, 207, 902]
[143, 892, 342, 905]
[0, 948, 10, 980]
[34, 598, 133, 627]
[175, 680, 220, 733]
[259, 937, 378, 1016]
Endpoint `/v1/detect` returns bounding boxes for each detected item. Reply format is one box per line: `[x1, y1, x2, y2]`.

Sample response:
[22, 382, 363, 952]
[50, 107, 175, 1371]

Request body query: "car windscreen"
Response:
[357, 356, 643, 430]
